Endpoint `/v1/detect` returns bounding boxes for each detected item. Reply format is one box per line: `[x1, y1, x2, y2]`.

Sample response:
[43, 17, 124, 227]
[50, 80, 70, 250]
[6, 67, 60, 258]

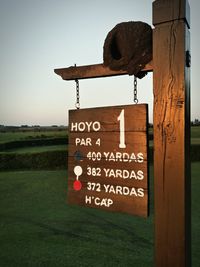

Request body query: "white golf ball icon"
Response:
[74, 166, 83, 180]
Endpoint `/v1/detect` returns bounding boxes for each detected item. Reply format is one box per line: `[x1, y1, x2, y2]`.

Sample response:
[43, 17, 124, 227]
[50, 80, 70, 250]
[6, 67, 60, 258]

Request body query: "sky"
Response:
[0, 0, 199, 126]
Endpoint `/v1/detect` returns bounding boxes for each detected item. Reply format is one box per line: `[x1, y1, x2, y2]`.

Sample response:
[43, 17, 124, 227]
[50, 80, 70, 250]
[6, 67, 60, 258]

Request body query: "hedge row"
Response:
[0, 151, 67, 171]
[190, 144, 200, 162]
[0, 145, 200, 171]
[0, 137, 68, 151]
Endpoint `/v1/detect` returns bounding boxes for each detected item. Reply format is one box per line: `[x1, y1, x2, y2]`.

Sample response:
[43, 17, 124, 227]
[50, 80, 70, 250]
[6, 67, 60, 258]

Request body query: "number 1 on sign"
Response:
[118, 109, 126, 148]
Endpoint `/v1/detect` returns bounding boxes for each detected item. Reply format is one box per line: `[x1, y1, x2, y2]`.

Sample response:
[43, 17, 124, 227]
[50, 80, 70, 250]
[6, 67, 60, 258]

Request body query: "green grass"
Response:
[191, 126, 200, 144]
[191, 138, 200, 145]
[0, 164, 199, 266]
[191, 162, 200, 267]
[0, 130, 67, 144]
[191, 126, 200, 138]
[0, 169, 153, 267]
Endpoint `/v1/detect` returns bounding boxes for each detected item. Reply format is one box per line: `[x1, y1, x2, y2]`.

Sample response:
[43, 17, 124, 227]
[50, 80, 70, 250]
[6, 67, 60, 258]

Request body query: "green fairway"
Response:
[0, 129, 67, 144]
[0, 164, 199, 266]
[191, 126, 200, 138]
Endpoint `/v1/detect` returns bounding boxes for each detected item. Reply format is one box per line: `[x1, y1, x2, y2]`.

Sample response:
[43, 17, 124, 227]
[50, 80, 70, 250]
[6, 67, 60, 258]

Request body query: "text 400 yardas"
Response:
[87, 151, 144, 163]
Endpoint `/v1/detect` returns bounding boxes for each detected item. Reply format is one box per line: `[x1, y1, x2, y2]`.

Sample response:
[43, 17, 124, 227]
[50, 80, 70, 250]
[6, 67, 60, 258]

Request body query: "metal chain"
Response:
[134, 76, 138, 104]
[75, 79, 80, 109]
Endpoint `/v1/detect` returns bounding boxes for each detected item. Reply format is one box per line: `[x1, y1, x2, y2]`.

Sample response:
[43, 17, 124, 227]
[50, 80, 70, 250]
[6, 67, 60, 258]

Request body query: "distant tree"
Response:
[194, 119, 200, 126]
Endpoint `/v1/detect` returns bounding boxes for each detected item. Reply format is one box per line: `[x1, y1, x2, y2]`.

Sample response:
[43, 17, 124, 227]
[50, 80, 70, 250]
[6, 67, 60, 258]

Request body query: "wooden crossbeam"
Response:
[54, 62, 153, 81]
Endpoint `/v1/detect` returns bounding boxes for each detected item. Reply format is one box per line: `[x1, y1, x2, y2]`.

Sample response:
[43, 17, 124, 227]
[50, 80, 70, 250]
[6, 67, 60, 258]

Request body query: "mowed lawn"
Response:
[0, 129, 67, 144]
[0, 164, 199, 267]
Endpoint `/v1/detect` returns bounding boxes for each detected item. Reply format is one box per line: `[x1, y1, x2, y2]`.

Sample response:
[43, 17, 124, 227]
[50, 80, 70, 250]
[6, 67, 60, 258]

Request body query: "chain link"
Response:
[75, 72, 138, 107]
[134, 76, 138, 104]
[75, 79, 80, 109]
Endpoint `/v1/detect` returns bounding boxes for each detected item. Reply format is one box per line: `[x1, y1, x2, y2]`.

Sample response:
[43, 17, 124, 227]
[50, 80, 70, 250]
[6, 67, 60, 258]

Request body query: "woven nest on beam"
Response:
[103, 21, 152, 78]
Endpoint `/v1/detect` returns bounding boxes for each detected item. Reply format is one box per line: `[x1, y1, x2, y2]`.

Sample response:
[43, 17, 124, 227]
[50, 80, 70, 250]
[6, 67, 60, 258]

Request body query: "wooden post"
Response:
[153, 0, 191, 266]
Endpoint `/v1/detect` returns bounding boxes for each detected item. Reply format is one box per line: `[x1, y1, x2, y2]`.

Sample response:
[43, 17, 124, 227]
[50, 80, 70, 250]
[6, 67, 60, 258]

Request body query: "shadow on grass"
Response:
[1, 210, 152, 252]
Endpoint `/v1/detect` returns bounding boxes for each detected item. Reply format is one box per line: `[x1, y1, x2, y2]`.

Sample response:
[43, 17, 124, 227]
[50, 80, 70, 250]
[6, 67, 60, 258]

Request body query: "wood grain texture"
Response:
[67, 185, 148, 217]
[68, 104, 149, 217]
[69, 104, 148, 131]
[153, 0, 191, 265]
[54, 62, 153, 81]
[68, 158, 148, 188]
[153, 0, 190, 28]
[68, 133, 148, 159]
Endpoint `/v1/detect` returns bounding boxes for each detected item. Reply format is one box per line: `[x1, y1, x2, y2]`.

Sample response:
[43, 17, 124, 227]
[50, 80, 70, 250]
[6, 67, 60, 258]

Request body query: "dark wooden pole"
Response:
[153, 0, 191, 266]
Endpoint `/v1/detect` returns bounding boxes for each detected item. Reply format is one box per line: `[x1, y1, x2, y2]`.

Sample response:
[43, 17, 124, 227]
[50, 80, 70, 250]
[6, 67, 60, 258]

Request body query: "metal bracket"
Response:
[186, 50, 191, 67]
